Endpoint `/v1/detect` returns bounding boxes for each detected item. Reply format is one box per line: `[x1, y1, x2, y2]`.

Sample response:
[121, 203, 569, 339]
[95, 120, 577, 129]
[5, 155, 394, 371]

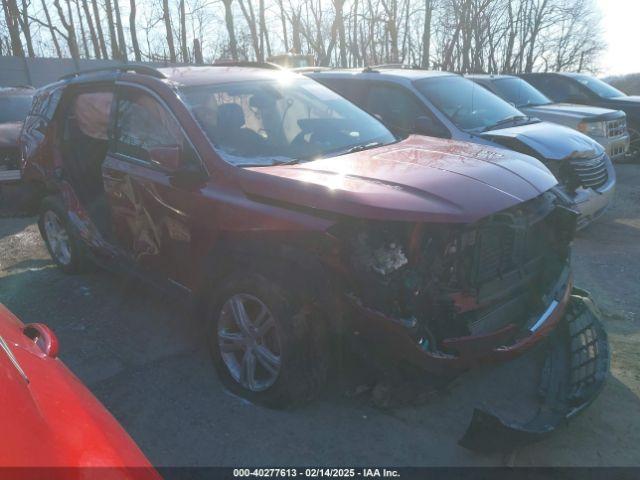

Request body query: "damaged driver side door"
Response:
[102, 85, 207, 292]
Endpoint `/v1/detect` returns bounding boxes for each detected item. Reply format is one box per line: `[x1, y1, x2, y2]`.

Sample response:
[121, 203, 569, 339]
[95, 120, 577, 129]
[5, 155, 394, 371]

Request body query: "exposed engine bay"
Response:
[337, 191, 578, 356]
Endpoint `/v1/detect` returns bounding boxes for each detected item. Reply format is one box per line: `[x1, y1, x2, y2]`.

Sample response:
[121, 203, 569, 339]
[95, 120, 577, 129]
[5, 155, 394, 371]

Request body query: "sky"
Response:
[596, 0, 640, 76]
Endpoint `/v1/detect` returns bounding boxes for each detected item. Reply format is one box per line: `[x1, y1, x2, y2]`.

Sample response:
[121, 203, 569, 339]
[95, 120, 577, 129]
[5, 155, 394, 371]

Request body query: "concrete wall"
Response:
[0, 56, 175, 88]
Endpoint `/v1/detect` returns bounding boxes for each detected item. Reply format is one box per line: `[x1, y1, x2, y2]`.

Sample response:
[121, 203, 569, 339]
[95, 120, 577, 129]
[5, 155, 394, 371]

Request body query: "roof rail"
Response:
[292, 66, 331, 73]
[59, 64, 166, 81]
[363, 63, 418, 72]
[211, 60, 282, 70]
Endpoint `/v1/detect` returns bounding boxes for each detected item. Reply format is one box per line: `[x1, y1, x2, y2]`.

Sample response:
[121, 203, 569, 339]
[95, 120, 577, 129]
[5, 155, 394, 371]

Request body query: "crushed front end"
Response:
[335, 191, 578, 374]
[330, 191, 609, 449]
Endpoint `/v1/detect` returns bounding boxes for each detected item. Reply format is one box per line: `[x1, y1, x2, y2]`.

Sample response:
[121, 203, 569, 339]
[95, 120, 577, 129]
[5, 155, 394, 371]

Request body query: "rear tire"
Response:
[207, 270, 328, 408]
[38, 196, 90, 274]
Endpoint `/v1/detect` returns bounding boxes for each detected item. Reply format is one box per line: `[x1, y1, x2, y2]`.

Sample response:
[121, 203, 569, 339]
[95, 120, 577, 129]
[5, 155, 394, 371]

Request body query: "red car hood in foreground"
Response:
[0, 304, 159, 479]
[239, 135, 557, 224]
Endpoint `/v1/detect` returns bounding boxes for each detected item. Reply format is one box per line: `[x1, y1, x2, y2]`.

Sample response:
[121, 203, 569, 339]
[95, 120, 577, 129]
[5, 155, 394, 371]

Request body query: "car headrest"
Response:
[217, 103, 245, 130]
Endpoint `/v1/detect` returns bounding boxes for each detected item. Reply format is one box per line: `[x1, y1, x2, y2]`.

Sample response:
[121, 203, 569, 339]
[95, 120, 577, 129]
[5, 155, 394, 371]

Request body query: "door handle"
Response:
[103, 170, 126, 181]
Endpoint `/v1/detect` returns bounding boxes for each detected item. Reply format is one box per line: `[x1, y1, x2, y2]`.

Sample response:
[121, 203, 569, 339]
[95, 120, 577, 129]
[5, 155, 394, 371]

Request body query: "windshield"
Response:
[491, 77, 552, 108]
[179, 76, 395, 166]
[0, 95, 32, 123]
[414, 76, 526, 132]
[572, 74, 625, 99]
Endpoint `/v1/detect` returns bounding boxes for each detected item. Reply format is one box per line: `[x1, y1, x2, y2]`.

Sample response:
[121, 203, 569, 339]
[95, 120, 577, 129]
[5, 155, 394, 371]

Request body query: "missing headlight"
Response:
[352, 231, 409, 276]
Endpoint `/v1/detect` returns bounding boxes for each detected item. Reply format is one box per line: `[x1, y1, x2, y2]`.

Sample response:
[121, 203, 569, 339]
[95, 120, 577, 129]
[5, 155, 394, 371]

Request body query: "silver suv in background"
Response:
[468, 74, 629, 162]
[307, 68, 616, 230]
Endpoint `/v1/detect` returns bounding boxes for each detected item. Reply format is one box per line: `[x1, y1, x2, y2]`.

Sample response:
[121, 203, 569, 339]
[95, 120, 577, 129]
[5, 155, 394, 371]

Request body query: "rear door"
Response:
[101, 84, 207, 291]
[20, 88, 63, 184]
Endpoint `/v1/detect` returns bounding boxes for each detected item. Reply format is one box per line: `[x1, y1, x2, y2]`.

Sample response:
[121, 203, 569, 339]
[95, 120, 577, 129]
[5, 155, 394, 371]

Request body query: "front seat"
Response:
[215, 103, 266, 156]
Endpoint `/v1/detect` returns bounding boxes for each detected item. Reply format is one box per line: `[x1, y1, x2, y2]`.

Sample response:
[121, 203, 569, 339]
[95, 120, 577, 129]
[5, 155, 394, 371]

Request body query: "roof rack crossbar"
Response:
[59, 64, 166, 81]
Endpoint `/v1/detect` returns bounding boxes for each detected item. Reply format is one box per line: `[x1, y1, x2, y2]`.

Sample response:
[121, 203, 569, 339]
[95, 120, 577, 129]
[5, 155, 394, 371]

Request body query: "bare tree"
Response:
[104, 0, 120, 59]
[2, 0, 25, 56]
[39, 0, 63, 57]
[74, 0, 90, 58]
[90, 0, 108, 58]
[0, 0, 605, 74]
[18, 0, 35, 57]
[238, 0, 262, 61]
[221, 0, 238, 59]
[179, 0, 188, 62]
[129, 0, 141, 61]
[52, 0, 80, 59]
[112, 0, 127, 60]
[162, 0, 176, 62]
[80, 0, 101, 58]
[421, 0, 433, 67]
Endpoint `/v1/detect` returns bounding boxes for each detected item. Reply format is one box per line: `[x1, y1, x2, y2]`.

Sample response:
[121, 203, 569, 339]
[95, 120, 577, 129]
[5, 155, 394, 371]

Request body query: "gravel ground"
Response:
[0, 165, 639, 467]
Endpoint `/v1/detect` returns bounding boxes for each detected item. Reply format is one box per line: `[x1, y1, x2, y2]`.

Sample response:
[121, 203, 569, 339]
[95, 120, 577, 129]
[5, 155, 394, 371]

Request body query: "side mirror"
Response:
[148, 145, 182, 171]
[169, 162, 207, 190]
[415, 116, 449, 138]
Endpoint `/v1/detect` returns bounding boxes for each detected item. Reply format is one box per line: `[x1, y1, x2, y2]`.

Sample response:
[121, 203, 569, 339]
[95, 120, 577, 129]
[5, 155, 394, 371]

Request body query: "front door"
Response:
[101, 85, 207, 291]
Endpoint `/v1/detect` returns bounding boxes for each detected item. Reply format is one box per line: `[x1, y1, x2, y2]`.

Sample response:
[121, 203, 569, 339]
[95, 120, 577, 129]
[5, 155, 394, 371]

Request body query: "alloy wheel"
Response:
[43, 210, 72, 266]
[217, 293, 282, 392]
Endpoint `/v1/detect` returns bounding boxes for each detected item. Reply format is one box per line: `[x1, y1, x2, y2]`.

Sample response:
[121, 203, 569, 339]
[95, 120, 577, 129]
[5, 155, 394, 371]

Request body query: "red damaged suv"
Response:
[20, 65, 608, 448]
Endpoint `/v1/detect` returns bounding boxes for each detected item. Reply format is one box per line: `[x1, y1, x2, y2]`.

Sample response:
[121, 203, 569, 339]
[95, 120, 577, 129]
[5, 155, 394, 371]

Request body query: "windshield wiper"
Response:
[328, 141, 384, 158]
[482, 115, 530, 132]
[237, 158, 300, 168]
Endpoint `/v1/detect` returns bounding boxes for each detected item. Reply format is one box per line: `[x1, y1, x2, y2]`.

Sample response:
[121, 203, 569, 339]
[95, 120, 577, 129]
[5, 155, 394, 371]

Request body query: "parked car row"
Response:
[306, 68, 620, 229]
[0, 64, 622, 463]
[522, 72, 640, 158]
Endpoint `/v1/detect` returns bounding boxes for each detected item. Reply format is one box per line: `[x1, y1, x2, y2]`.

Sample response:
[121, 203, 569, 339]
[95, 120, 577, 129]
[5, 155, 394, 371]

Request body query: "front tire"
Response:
[208, 270, 328, 408]
[38, 196, 89, 274]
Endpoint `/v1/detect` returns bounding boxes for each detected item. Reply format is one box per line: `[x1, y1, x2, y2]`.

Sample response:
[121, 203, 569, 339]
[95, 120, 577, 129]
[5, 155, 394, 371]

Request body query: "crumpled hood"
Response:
[479, 121, 604, 161]
[0, 121, 22, 147]
[237, 136, 557, 224]
[523, 103, 624, 121]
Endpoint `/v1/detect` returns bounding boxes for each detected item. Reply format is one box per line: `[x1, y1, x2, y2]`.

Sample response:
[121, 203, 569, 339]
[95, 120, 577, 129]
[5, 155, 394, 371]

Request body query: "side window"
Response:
[365, 83, 426, 137]
[317, 78, 364, 105]
[537, 76, 589, 103]
[114, 89, 183, 163]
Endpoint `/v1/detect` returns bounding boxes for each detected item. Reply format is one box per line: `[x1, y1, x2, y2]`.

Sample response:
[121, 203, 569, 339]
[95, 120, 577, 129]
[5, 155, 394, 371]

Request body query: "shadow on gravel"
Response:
[0, 214, 35, 238]
[2, 258, 52, 272]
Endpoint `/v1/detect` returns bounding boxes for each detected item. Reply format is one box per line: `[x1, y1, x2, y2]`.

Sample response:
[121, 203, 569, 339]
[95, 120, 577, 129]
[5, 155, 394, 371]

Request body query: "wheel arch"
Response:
[195, 234, 345, 333]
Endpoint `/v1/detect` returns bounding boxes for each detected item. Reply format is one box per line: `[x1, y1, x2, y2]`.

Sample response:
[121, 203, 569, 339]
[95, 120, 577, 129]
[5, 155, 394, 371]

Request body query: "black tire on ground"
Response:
[38, 195, 91, 274]
[207, 270, 328, 408]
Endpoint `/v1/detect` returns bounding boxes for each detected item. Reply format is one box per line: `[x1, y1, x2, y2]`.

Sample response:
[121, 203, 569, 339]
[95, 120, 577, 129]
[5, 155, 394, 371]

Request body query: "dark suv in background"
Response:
[467, 74, 629, 161]
[19, 65, 607, 449]
[520, 72, 640, 158]
[0, 86, 34, 184]
[307, 68, 616, 230]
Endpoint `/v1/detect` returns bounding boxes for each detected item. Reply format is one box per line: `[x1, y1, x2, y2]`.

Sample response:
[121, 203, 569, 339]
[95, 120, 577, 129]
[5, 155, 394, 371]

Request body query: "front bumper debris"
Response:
[459, 289, 609, 453]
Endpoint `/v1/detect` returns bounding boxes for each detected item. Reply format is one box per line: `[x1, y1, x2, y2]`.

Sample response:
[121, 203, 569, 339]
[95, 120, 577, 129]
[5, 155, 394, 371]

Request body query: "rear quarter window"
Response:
[313, 77, 364, 105]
